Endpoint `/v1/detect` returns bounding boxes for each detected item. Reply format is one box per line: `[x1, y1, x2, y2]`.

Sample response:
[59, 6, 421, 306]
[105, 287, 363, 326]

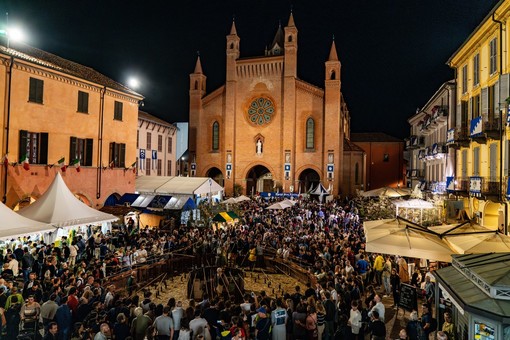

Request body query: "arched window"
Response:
[355, 163, 359, 184]
[306, 118, 314, 149]
[194, 80, 198, 90]
[288, 35, 293, 42]
[330, 70, 336, 80]
[230, 42, 234, 49]
[212, 121, 219, 151]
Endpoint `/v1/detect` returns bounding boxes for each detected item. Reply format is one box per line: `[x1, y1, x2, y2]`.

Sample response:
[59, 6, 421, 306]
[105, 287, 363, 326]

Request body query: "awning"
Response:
[131, 195, 156, 208]
[162, 195, 196, 210]
[147, 195, 172, 209]
[212, 212, 233, 222]
[226, 211, 239, 219]
[119, 193, 140, 205]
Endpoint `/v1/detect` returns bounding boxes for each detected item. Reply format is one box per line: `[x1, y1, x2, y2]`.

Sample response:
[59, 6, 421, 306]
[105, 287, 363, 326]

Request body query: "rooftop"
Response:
[138, 111, 174, 127]
[0, 42, 142, 98]
[350, 132, 402, 143]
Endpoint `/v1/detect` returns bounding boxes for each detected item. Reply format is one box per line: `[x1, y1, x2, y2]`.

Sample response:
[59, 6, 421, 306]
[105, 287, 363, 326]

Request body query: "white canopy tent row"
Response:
[0, 201, 55, 239]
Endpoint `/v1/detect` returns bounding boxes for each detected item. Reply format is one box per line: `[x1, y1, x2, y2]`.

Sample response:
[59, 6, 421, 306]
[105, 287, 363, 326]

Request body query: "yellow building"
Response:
[446, 0, 510, 231]
[0, 42, 143, 209]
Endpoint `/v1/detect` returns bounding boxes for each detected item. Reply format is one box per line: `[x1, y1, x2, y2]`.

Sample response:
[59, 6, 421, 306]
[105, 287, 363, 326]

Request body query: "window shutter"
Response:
[19, 130, 28, 161]
[37, 79, 44, 103]
[29, 78, 37, 102]
[490, 143, 498, 180]
[457, 103, 462, 124]
[468, 97, 473, 120]
[120, 143, 126, 168]
[39, 133, 48, 165]
[481, 87, 489, 116]
[85, 139, 93, 166]
[69, 137, 77, 162]
[109, 142, 114, 165]
[500, 74, 510, 109]
[495, 80, 501, 117]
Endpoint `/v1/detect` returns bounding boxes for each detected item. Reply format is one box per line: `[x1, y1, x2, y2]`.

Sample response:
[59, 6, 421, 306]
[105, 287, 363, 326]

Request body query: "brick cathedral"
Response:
[188, 13, 365, 197]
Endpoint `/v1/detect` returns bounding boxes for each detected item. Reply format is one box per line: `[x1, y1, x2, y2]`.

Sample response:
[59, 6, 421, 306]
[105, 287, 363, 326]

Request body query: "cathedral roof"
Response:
[268, 22, 284, 56]
[344, 139, 365, 152]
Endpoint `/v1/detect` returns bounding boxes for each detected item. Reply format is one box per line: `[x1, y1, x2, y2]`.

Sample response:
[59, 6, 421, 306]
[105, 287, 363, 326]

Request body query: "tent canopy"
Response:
[0, 201, 56, 239]
[394, 199, 434, 209]
[360, 187, 411, 198]
[212, 212, 233, 222]
[163, 195, 196, 210]
[364, 218, 455, 262]
[136, 176, 223, 195]
[18, 173, 118, 228]
[309, 183, 329, 195]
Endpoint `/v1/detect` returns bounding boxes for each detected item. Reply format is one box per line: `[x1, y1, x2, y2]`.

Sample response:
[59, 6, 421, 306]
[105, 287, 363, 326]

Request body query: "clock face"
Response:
[247, 97, 275, 125]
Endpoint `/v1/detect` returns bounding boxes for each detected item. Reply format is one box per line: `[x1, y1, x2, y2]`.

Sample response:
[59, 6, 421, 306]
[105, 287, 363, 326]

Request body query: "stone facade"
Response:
[188, 14, 364, 196]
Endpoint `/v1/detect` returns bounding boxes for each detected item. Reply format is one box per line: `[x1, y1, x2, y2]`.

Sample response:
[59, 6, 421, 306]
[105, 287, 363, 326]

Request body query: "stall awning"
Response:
[226, 211, 239, 219]
[213, 212, 233, 222]
[163, 195, 196, 210]
[131, 195, 156, 208]
[119, 193, 140, 205]
[147, 195, 172, 209]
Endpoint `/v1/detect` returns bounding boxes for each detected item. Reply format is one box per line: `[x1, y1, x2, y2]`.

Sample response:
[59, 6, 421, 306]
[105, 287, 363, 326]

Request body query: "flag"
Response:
[58, 157, 67, 172]
[20, 154, 29, 171]
[109, 160, 115, 169]
[1, 154, 8, 167]
[71, 159, 81, 172]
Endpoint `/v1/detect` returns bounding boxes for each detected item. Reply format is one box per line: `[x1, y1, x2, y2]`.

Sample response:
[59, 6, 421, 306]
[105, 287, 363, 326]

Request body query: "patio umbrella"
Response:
[365, 218, 456, 262]
[235, 195, 251, 203]
[360, 187, 411, 198]
[429, 223, 510, 254]
[280, 199, 298, 206]
[266, 201, 294, 210]
[221, 197, 237, 204]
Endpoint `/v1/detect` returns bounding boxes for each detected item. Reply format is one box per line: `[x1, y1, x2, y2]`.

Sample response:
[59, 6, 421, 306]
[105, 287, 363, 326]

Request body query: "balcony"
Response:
[432, 105, 448, 123]
[469, 176, 500, 198]
[470, 115, 502, 143]
[447, 126, 469, 149]
[407, 135, 424, 150]
[406, 169, 424, 178]
[446, 176, 469, 195]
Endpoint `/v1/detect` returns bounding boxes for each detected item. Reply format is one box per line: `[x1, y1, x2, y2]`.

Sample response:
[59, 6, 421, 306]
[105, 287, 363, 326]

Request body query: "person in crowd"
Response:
[153, 306, 175, 340]
[172, 300, 185, 340]
[43, 322, 59, 340]
[367, 310, 385, 340]
[368, 295, 385, 323]
[441, 311, 456, 340]
[382, 256, 392, 297]
[390, 268, 401, 309]
[95, 323, 111, 340]
[406, 311, 425, 340]
[420, 304, 434, 338]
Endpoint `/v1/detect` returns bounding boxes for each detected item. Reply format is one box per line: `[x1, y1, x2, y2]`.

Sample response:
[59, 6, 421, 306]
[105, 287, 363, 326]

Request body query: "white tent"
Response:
[136, 176, 223, 195]
[394, 199, 436, 225]
[0, 201, 56, 238]
[18, 173, 118, 228]
[360, 187, 411, 198]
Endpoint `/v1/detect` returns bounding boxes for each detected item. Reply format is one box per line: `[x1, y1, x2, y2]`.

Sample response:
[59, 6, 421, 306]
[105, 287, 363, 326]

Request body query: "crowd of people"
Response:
[0, 196, 454, 340]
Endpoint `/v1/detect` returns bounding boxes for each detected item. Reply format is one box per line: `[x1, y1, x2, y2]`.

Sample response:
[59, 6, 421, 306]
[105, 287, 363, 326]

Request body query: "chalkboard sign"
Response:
[399, 283, 418, 312]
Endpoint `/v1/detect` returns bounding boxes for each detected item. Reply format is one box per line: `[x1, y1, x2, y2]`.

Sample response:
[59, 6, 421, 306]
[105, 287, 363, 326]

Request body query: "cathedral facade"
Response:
[188, 14, 364, 197]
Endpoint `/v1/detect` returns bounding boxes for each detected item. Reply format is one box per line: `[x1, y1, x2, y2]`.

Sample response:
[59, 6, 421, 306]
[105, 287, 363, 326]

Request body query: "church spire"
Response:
[194, 52, 203, 74]
[287, 10, 295, 27]
[230, 17, 237, 35]
[328, 38, 339, 62]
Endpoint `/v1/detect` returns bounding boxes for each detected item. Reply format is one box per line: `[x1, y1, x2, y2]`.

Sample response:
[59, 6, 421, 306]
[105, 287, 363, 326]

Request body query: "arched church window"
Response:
[212, 121, 219, 151]
[355, 162, 359, 184]
[330, 70, 336, 80]
[306, 118, 315, 149]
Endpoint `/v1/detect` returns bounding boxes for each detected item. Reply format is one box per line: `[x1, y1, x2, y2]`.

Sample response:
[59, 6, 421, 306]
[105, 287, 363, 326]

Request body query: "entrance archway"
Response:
[298, 168, 321, 194]
[246, 165, 273, 195]
[206, 167, 224, 187]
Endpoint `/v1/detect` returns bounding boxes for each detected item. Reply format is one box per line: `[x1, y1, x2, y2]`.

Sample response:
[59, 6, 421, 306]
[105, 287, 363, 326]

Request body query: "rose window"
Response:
[248, 97, 275, 125]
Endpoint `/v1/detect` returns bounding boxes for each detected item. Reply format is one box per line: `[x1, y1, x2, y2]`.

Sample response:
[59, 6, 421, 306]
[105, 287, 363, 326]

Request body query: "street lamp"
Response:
[0, 27, 26, 48]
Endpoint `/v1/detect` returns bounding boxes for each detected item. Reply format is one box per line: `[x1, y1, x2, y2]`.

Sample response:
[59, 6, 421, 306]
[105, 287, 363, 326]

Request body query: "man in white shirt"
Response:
[189, 309, 208, 338]
[368, 295, 385, 322]
[7, 254, 19, 277]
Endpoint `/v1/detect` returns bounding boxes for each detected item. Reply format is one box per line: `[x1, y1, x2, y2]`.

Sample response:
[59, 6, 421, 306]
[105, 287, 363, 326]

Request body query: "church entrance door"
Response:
[298, 168, 321, 194]
[206, 167, 224, 187]
[246, 165, 273, 195]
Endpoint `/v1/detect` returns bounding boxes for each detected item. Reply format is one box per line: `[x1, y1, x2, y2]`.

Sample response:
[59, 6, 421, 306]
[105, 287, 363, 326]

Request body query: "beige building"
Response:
[0, 42, 143, 209]
[188, 15, 364, 196]
[137, 111, 177, 177]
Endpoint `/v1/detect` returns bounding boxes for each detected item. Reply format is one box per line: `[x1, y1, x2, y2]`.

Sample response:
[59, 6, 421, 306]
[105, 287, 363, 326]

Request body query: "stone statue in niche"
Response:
[256, 139, 263, 155]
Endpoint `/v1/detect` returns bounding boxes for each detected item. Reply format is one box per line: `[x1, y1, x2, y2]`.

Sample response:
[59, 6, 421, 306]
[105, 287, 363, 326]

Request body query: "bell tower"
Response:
[189, 54, 206, 167]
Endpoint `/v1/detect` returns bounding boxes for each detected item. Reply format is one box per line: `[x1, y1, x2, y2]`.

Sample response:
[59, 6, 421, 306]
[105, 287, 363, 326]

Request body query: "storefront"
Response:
[434, 253, 510, 339]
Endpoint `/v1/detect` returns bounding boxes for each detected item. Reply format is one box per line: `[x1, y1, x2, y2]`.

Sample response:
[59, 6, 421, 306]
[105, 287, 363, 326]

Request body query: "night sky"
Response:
[1, 0, 501, 139]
